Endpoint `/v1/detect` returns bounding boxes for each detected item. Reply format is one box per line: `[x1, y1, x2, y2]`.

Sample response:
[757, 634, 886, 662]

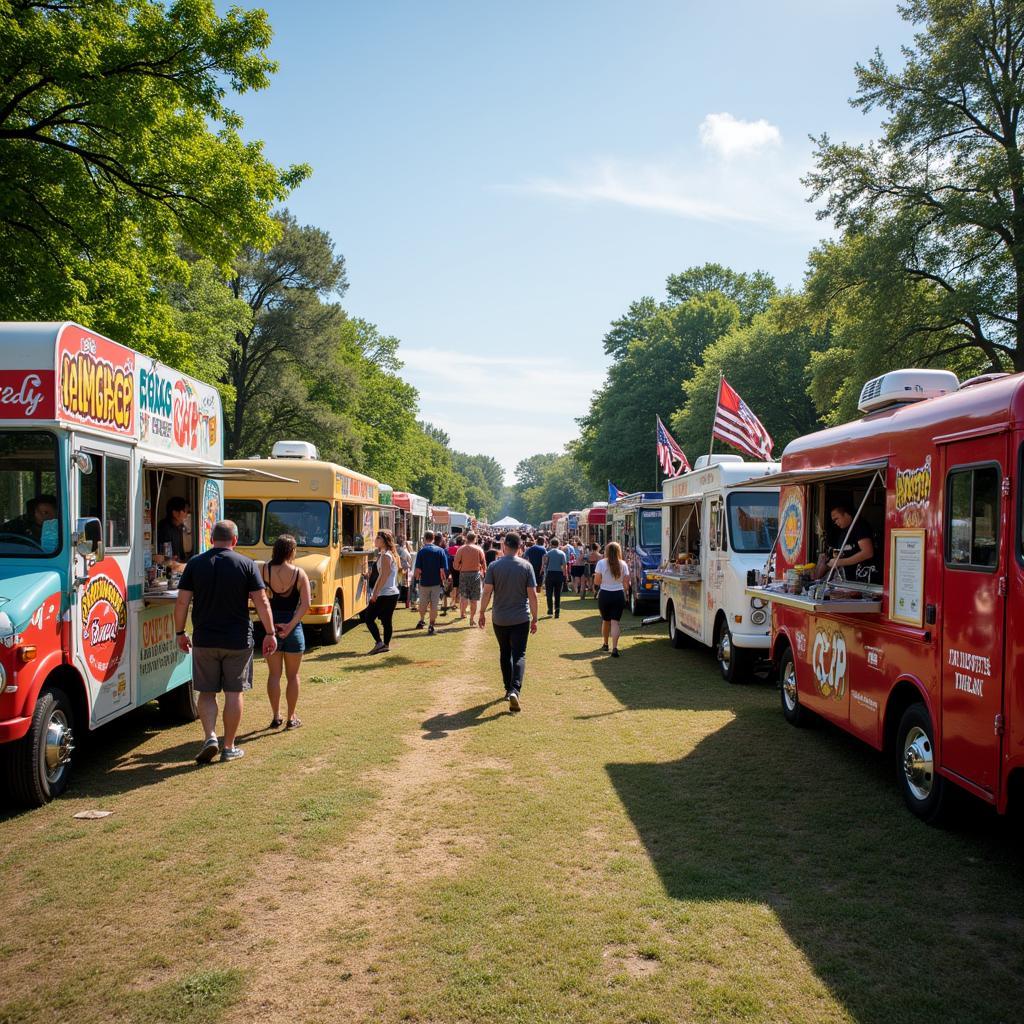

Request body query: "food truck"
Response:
[579, 503, 609, 548]
[653, 455, 780, 682]
[392, 491, 428, 546]
[609, 491, 663, 615]
[552, 512, 569, 541]
[225, 441, 381, 645]
[745, 367, 1024, 822]
[0, 322, 288, 805]
[378, 484, 395, 536]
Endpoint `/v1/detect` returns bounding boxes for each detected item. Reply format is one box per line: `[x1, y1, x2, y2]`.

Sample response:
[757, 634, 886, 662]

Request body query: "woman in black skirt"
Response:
[594, 541, 631, 657]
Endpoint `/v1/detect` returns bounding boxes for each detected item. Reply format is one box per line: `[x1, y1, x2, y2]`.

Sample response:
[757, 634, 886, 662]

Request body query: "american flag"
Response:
[712, 377, 773, 461]
[656, 416, 690, 477]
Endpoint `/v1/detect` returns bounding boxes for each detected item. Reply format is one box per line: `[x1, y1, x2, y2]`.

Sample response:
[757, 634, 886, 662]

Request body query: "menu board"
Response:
[889, 529, 926, 627]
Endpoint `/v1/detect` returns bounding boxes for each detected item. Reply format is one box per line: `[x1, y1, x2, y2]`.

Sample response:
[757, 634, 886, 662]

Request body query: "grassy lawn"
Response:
[1, 597, 1022, 1024]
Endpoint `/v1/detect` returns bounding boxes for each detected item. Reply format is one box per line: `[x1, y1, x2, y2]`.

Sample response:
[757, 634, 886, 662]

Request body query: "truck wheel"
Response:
[667, 604, 687, 649]
[321, 597, 343, 645]
[779, 648, 808, 727]
[897, 704, 949, 824]
[157, 680, 198, 722]
[4, 687, 76, 806]
[716, 621, 749, 684]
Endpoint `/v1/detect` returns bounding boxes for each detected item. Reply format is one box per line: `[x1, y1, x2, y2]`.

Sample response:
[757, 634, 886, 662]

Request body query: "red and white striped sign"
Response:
[712, 377, 773, 461]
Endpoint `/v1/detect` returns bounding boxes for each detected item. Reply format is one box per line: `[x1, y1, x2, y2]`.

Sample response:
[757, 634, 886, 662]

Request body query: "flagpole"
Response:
[654, 415, 659, 491]
[707, 374, 722, 465]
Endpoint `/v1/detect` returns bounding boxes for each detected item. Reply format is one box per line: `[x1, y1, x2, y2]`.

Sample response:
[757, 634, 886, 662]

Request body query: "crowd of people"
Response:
[173, 520, 632, 764]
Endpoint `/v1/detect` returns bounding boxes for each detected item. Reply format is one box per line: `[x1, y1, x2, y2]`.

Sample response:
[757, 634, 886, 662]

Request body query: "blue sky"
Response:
[231, 1, 914, 482]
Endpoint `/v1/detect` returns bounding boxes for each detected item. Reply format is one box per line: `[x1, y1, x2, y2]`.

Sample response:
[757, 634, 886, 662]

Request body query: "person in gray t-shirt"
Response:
[479, 532, 538, 712]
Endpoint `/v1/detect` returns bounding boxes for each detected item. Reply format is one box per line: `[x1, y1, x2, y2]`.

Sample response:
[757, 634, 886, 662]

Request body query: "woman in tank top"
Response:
[362, 529, 401, 654]
[261, 534, 312, 729]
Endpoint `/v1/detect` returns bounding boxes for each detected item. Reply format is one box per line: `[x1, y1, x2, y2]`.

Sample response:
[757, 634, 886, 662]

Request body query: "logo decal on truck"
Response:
[895, 456, 932, 527]
[779, 488, 803, 562]
[80, 563, 128, 681]
[812, 629, 848, 700]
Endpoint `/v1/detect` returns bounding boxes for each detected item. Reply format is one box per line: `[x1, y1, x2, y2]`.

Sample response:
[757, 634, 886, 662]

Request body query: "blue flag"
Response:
[608, 481, 622, 503]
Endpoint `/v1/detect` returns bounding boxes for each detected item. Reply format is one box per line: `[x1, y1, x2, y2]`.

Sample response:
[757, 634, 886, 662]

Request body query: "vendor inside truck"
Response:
[809, 475, 885, 588]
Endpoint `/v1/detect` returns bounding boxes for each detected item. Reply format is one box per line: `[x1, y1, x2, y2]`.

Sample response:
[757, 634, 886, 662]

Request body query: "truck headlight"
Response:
[751, 609, 767, 626]
[0, 662, 7, 693]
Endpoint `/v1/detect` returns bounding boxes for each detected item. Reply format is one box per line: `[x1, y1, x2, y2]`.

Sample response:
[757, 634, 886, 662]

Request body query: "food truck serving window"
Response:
[0, 431, 60, 557]
[946, 465, 999, 569]
[264, 499, 330, 547]
[225, 500, 262, 547]
[727, 492, 778, 553]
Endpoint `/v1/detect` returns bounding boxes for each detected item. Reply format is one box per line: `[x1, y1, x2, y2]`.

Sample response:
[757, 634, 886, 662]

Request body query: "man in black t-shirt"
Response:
[175, 520, 277, 764]
[816, 504, 880, 585]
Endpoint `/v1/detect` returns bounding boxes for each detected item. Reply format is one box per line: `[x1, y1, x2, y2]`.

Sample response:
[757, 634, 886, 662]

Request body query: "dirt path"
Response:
[222, 622, 499, 1023]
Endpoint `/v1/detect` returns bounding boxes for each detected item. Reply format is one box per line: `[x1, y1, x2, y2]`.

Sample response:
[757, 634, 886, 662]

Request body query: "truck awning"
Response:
[143, 457, 298, 483]
[734, 459, 888, 489]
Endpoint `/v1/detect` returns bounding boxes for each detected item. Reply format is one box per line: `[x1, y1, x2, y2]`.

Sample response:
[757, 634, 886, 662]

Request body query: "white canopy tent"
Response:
[492, 515, 524, 528]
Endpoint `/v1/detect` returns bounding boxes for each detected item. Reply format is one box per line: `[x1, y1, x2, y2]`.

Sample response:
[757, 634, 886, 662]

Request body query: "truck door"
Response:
[940, 438, 1007, 793]
[71, 438, 135, 724]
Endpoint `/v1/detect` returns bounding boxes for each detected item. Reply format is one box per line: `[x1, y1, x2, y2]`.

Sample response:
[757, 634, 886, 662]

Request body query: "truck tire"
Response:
[716, 621, 749, 684]
[157, 679, 198, 722]
[320, 596, 344, 645]
[779, 648, 808, 727]
[3, 686, 76, 807]
[667, 604, 687, 649]
[896, 703, 949, 824]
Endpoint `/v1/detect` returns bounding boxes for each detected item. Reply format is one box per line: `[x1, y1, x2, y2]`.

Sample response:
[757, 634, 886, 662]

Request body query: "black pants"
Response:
[492, 620, 529, 695]
[363, 594, 399, 645]
[545, 572, 564, 614]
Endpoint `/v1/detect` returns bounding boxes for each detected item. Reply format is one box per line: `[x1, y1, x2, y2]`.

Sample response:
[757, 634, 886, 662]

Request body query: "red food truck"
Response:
[745, 367, 1024, 822]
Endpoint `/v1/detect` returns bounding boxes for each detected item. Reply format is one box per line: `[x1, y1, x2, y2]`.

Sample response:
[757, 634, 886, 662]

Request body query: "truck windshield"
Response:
[639, 509, 662, 548]
[264, 500, 330, 547]
[727, 492, 778, 553]
[0, 432, 61, 557]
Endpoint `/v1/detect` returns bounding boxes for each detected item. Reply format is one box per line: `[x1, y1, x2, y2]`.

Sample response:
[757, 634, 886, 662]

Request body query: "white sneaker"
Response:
[508, 691, 521, 713]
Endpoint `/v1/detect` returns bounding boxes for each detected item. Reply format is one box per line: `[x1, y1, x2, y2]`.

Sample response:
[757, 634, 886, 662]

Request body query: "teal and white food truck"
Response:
[0, 322, 285, 806]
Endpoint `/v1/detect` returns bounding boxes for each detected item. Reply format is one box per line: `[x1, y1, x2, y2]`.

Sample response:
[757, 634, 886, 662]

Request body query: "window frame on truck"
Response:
[943, 460, 1001, 573]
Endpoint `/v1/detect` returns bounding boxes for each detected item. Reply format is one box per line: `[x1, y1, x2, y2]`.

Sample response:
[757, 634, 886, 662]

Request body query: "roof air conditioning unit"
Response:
[693, 454, 743, 471]
[857, 369, 959, 414]
[271, 440, 319, 460]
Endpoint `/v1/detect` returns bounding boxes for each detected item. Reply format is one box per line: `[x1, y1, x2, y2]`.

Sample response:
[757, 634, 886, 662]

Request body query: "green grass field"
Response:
[1, 598, 1022, 1024]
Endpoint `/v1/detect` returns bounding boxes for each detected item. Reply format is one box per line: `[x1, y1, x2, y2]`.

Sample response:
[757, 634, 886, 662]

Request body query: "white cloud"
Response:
[698, 112, 782, 160]
[516, 113, 815, 232]
[398, 347, 606, 481]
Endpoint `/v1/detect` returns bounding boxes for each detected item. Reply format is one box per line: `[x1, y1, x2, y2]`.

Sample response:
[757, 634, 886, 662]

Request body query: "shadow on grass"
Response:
[607, 705, 1024, 1024]
[421, 698, 507, 740]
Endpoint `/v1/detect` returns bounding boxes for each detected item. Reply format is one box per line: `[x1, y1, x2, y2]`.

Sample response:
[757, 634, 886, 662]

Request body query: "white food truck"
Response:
[0, 322, 287, 805]
[654, 455, 780, 682]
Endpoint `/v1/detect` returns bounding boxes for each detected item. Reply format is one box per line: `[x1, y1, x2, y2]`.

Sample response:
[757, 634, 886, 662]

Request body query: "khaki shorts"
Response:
[192, 646, 254, 693]
[459, 573, 482, 601]
[418, 585, 441, 612]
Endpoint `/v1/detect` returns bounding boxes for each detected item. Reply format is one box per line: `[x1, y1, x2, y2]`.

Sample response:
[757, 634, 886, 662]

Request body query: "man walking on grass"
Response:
[414, 529, 448, 635]
[175, 520, 277, 764]
[478, 532, 538, 712]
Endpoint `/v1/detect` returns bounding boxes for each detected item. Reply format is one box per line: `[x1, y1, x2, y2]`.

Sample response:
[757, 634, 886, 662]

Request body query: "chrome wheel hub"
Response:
[782, 663, 798, 712]
[903, 725, 934, 801]
[43, 709, 74, 783]
[718, 630, 732, 668]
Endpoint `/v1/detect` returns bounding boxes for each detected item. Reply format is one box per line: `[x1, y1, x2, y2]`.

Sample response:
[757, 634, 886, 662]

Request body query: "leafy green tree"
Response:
[806, 0, 1024, 371]
[223, 211, 354, 459]
[0, 0, 307, 355]
[522, 454, 600, 526]
[803, 234, 990, 424]
[603, 297, 659, 358]
[575, 292, 740, 491]
[665, 263, 777, 325]
[671, 297, 825, 462]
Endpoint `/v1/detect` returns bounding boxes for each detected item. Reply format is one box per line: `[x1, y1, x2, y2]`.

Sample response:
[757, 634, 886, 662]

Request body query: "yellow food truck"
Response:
[225, 441, 382, 644]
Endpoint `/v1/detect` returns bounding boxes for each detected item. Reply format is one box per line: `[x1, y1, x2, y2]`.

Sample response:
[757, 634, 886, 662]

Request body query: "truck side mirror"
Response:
[74, 517, 105, 563]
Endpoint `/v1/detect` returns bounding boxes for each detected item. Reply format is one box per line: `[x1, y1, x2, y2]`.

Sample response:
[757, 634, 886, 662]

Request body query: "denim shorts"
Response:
[276, 620, 305, 654]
